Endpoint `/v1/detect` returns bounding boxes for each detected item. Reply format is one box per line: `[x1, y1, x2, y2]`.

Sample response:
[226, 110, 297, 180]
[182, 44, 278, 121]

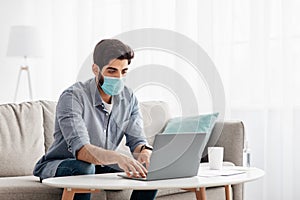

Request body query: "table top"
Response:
[42, 166, 264, 190]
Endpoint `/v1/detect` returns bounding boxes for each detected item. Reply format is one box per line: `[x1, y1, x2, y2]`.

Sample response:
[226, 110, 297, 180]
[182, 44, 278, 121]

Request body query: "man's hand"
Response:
[116, 153, 148, 178]
[136, 149, 152, 169]
[132, 144, 153, 169]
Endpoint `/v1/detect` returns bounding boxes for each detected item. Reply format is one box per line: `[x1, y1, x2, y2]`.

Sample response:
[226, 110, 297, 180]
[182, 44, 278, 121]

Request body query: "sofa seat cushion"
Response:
[156, 187, 228, 200]
[0, 176, 190, 200]
[0, 102, 45, 177]
[97, 187, 192, 200]
[0, 176, 229, 200]
[156, 190, 195, 200]
[0, 176, 62, 200]
[157, 188, 191, 197]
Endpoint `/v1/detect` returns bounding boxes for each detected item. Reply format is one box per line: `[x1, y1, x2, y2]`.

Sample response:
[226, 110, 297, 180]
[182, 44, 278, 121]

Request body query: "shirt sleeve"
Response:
[56, 89, 90, 157]
[124, 94, 148, 152]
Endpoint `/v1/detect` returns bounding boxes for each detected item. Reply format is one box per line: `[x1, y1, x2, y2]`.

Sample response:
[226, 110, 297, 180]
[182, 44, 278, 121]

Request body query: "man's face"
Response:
[101, 59, 128, 78]
[93, 59, 129, 84]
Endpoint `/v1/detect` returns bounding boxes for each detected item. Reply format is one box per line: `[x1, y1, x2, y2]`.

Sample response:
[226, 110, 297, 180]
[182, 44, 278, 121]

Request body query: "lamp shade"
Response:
[7, 26, 43, 58]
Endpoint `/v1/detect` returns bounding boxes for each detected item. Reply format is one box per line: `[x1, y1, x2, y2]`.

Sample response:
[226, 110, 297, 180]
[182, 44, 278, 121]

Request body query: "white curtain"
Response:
[52, 0, 300, 199]
[8, 0, 299, 199]
[210, 1, 299, 199]
[87, 1, 300, 199]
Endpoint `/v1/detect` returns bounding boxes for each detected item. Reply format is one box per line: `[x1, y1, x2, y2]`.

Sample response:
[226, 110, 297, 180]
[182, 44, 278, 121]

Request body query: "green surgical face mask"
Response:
[100, 76, 125, 96]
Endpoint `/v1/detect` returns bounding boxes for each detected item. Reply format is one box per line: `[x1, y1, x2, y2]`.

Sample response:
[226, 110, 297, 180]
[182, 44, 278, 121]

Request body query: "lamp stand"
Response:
[14, 64, 33, 102]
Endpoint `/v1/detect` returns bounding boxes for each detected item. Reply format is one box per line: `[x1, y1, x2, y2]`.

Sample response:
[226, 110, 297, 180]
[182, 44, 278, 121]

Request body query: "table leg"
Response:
[225, 185, 231, 200]
[61, 188, 100, 200]
[195, 187, 206, 200]
[182, 187, 206, 200]
[61, 188, 74, 200]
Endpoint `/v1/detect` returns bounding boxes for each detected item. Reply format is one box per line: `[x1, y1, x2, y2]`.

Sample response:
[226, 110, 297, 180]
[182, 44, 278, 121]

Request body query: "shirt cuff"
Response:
[69, 136, 90, 157]
[131, 142, 147, 153]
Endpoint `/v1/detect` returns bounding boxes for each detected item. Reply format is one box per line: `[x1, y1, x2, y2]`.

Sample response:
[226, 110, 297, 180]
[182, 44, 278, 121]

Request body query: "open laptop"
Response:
[119, 133, 206, 181]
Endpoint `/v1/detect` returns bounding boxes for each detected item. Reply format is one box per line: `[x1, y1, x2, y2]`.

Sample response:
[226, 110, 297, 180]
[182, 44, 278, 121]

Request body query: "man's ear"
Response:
[92, 64, 99, 76]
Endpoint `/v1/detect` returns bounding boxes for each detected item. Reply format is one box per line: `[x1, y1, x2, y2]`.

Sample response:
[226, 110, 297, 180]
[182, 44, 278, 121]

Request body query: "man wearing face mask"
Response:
[33, 39, 157, 200]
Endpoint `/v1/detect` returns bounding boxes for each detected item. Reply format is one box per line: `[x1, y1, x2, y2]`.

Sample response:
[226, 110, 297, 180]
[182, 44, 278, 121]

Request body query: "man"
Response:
[33, 39, 157, 200]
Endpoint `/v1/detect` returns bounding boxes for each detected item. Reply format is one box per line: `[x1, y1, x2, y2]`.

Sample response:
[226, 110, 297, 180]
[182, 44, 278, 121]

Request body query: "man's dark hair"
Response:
[93, 39, 134, 70]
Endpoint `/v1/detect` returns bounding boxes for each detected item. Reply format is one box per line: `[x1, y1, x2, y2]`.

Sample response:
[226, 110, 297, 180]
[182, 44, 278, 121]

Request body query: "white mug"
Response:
[208, 147, 224, 170]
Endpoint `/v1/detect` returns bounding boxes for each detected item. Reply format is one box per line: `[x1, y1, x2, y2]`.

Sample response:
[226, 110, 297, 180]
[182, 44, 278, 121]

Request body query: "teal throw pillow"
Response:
[162, 113, 219, 134]
[162, 113, 219, 157]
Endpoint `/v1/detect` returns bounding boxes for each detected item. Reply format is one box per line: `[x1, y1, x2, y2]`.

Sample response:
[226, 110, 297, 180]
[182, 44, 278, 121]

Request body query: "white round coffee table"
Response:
[43, 165, 264, 200]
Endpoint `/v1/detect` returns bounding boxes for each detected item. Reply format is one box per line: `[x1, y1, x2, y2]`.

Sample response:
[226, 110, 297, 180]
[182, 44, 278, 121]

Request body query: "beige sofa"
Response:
[0, 100, 245, 200]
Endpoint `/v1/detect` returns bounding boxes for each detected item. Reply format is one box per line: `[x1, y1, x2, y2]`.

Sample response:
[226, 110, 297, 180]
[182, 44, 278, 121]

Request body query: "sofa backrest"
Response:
[139, 101, 171, 145]
[0, 100, 244, 177]
[0, 101, 56, 177]
[38, 101, 56, 152]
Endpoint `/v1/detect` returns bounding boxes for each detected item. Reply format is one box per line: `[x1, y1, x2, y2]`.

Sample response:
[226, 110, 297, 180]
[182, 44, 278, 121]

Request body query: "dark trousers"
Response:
[55, 159, 157, 200]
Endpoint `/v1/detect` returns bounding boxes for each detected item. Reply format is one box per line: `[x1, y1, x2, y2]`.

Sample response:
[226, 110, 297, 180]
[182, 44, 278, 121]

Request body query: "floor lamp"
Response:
[7, 26, 42, 102]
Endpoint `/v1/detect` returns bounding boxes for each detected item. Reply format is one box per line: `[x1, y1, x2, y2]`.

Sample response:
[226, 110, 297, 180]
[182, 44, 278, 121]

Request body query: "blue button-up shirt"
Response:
[33, 78, 147, 179]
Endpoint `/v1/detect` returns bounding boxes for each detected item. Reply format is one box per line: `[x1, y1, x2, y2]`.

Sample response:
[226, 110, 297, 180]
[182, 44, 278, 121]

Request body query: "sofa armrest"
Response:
[202, 121, 245, 166]
[201, 121, 245, 200]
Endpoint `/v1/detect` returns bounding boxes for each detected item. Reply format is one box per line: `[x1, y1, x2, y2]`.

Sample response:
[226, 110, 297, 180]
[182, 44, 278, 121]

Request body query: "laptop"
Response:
[119, 133, 206, 181]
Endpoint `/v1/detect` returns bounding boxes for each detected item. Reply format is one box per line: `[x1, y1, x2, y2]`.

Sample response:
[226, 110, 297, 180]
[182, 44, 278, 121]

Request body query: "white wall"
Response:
[0, 0, 95, 104]
[0, 0, 51, 103]
[0, 0, 214, 111]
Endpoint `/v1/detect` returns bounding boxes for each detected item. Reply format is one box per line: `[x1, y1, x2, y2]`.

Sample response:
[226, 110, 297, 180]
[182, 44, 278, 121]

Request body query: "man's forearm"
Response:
[77, 143, 148, 177]
[77, 144, 119, 165]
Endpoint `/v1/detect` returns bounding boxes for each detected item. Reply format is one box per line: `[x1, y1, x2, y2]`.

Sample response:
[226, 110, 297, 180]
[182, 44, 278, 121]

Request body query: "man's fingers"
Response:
[145, 160, 150, 169]
[131, 162, 145, 177]
[122, 165, 131, 177]
[142, 156, 150, 169]
[128, 160, 147, 178]
[138, 160, 148, 173]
